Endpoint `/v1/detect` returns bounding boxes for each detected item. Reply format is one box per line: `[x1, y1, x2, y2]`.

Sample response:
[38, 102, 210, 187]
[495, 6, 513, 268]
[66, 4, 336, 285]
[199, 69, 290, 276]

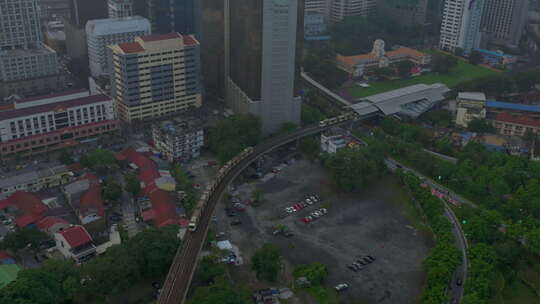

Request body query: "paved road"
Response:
[116, 172, 139, 238]
[385, 158, 468, 303]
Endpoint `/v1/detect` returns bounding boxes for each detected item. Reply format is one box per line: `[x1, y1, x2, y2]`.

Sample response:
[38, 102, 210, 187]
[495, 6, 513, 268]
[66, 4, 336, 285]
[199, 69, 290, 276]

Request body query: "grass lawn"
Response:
[500, 278, 540, 304]
[347, 59, 499, 99]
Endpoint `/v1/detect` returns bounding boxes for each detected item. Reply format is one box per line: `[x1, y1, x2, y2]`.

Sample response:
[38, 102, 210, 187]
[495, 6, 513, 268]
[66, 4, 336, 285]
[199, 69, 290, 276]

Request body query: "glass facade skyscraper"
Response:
[225, 0, 303, 135]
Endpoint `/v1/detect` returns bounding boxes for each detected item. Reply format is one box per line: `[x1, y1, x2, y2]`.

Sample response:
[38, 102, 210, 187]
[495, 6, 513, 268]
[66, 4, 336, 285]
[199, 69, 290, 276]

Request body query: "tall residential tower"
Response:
[439, 0, 484, 53]
[0, 0, 65, 98]
[110, 33, 202, 122]
[225, 0, 303, 135]
[481, 0, 529, 48]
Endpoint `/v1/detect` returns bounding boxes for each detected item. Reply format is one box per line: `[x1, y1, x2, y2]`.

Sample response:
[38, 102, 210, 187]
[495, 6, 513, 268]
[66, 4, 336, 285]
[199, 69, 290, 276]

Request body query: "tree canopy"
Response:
[0, 226, 179, 303]
[323, 147, 383, 192]
[251, 244, 281, 282]
[207, 114, 261, 163]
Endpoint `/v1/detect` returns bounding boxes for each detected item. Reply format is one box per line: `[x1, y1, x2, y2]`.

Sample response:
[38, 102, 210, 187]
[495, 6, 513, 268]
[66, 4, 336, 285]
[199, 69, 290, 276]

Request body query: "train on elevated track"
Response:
[188, 147, 254, 231]
[319, 111, 359, 127]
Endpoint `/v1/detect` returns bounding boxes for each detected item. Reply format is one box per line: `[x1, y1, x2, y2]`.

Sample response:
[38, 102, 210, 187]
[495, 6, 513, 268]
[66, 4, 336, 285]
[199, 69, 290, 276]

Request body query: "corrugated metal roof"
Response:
[486, 101, 540, 113]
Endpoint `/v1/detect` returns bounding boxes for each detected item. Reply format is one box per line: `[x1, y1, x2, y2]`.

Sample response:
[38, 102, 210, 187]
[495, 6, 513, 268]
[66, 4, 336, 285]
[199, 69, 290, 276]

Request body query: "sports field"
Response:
[346, 57, 499, 99]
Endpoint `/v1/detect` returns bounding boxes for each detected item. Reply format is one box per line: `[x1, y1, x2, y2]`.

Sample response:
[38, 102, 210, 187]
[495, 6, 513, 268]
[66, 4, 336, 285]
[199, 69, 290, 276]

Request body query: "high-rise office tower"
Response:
[199, 0, 225, 97]
[110, 33, 202, 122]
[0, 0, 66, 98]
[378, 0, 428, 26]
[86, 16, 151, 77]
[65, 0, 108, 60]
[108, 0, 134, 18]
[68, 0, 108, 27]
[225, 0, 303, 135]
[147, 0, 195, 34]
[439, 0, 484, 53]
[330, 0, 377, 22]
[305, 0, 328, 13]
[481, 0, 529, 47]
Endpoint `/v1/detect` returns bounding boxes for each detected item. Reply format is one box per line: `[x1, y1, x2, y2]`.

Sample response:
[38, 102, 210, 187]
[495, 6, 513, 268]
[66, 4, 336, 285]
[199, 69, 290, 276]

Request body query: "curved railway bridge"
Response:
[157, 112, 376, 304]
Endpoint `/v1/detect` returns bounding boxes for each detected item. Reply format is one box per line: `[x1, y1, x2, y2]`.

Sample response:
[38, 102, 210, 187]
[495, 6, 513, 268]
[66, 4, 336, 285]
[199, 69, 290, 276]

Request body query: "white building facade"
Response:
[107, 0, 133, 18]
[86, 17, 151, 77]
[152, 120, 204, 162]
[439, 0, 485, 53]
[330, 0, 377, 22]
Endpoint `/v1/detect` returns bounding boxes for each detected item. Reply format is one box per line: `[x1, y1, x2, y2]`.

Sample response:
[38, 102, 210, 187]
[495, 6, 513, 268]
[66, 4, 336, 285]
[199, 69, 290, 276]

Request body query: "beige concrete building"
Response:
[110, 33, 202, 122]
[455, 92, 487, 127]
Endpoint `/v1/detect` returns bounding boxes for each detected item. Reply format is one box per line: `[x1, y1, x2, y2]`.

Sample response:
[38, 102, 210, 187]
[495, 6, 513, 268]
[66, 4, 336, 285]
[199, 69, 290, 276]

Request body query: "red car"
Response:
[302, 216, 313, 223]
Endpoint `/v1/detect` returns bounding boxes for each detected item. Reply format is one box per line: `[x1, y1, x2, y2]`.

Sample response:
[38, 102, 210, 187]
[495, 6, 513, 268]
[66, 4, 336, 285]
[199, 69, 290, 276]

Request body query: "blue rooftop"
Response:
[486, 101, 540, 113]
[474, 48, 513, 58]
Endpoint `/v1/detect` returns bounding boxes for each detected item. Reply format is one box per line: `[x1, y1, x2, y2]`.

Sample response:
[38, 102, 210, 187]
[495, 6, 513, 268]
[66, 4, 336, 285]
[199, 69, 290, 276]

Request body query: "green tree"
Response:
[324, 148, 382, 192]
[300, 137, 320, 161]
[80, 149, 116, 169]
[207, 114, 261, 163]
[467, 119, 495, 133]
[0, 259, 81, 304]
[468, 50, 483, 65]
[397, 61, 414, 78]
[252, 189, 263, 204]
[0, 228, 48, 253]
[432, 53, 458, 74]
[198, 255, 226, 285]
[293, 263, 328, 285]
[189, 277, 250, 304]
[301, 103, 326, 125]
[124, 173, 141, 196]
[103, 178, 122, 202]
[252, 244, 281, 282]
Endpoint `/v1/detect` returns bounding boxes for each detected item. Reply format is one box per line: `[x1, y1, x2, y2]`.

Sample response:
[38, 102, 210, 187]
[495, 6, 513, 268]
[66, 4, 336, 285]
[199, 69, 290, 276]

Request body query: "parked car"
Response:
[285, 207, 295, 213]
[335, 283, 349, 292]
[225, 208, 235, 217]
[109, 215, 122, 222]
[302, 216, 313, 223]
[284, 231, 294, 237]
[305, 198, 313, 205]
[230, 219, 242, 226]
[216, 232, 226, 239]
[366, 255, 375, 262]
[347, 265, 358, 272]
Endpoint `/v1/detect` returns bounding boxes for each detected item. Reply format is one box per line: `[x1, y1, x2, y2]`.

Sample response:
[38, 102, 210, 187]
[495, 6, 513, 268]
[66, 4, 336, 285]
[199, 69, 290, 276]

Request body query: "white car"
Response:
[311, 211, 321, 218]
[319, 208, 328, 214]
[335, 283, 349, 291]
[285, 207, 294, 213]
[305, 199, 313, 205]
[310, 196, 318, 202]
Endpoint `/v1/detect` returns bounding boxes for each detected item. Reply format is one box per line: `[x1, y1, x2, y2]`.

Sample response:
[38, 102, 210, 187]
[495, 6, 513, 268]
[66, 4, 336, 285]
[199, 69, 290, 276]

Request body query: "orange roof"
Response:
[118, 42, 145, 54]
[336, 53, 377, 67]
[139, 32, 182, 42]
[337, 47, 428, 68]
[495, 112, 540, 128]
[386, 47, 427, 59]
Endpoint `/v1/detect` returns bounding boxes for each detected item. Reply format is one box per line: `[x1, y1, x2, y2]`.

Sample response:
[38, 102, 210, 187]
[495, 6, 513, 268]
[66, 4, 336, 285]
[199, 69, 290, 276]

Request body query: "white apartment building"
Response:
[305, 0, 328, 13]
[0, 0, 42, 50]
[152, 119, 204, 162]
[330, 0, 377, 22]
[439, 0, 485, 53]
[107, 0, 133, 18]
[86, 17, 151, 77]
[0, 46, 58, 82]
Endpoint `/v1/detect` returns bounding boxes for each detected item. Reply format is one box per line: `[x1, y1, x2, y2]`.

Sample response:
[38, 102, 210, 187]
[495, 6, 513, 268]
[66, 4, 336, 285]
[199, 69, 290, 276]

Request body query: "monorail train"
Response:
[189, 147, 255, 232]
[318, 112, 359, 127]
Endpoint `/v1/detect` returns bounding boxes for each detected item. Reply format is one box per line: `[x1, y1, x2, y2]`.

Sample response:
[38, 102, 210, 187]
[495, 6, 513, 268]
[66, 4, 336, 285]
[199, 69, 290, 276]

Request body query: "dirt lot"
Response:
[212, 159, 433, 304]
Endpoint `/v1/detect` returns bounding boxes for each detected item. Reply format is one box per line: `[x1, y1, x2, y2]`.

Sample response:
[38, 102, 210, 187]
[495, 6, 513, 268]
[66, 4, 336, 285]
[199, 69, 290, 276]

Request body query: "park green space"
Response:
[346, 58, 499, 99]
